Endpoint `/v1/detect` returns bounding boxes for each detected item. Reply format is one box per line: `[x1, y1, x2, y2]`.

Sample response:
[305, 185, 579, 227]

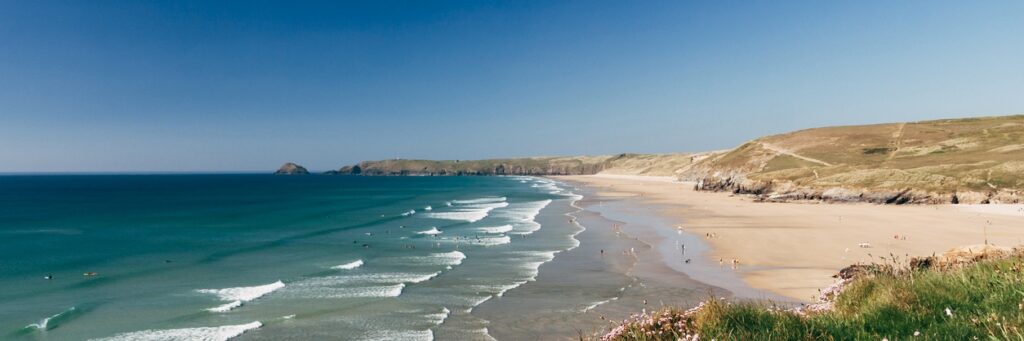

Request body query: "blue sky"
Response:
[2, 1, 1022, 172]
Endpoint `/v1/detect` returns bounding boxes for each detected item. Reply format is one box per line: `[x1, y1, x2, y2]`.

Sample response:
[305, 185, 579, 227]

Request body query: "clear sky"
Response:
[2, 1, 1022, 172]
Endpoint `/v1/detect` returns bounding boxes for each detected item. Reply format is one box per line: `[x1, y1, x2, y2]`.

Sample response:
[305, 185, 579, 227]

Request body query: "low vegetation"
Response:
[330, 153, 698, 176]
[687, 115, 1024, 203]
[596, 249, 1024, 340]
[327, 114, 1024, 203]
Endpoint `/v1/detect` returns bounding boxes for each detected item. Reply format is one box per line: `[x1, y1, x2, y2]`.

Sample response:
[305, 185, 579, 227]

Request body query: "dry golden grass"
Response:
[687, 114, 1024, 197]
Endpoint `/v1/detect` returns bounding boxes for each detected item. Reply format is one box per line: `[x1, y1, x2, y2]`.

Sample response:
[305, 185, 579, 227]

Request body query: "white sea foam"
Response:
[463, 295, 495, 313]
[424, 201, 509, 223]
[461, 202, 511, 209]
[424, 307, 451, 326]
[423, 206, 432, 211]
[207, 301, 242, 313]
[492, 200, 551, 235]
[91, 321, 262, 341]
[422, 211, 486, 222]
[465, 235, 511, 246]
[465, 281, 529, 297]
[287, 284, 406, 299]
[495, 281, 528, 297]
[507, 250, 558, 261]
[375, 251, 467, 267]
[530, 181, 560, 193]
[519, 261, 549, 279]
[417, 227, 442, 235]
[528, 179, 581, 199]
[198, 280, 285, 302]
[506, 251, 558, 280]
[301, 272, 442, 285]
[475, 224, 513, 234]
[451, 197, 506, 204]
[401, 210, 416, 216]
[436, 235, 511, 247]
[198, 280, 284, 312]
[581, 297, 619, 312]
[333, 260, 364, 270]
[414, 251, 466, 266]
[566, 235, 582, 251]
[359, 329, 433, 341]
[508, 220, 541, 235]
[25, 306, 76, 330]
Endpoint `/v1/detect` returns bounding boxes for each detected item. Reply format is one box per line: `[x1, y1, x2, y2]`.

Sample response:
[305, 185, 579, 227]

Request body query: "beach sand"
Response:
[558, 174, 1024, 302]
[473, 182, 744, 339]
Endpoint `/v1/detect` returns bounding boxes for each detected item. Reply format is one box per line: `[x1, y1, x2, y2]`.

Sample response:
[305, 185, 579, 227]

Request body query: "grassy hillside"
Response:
[597, 248, 1024, 340]
[324, 114, 1023, 203]
[686, 115, 1024, 204]
[596, 153, 705, 177]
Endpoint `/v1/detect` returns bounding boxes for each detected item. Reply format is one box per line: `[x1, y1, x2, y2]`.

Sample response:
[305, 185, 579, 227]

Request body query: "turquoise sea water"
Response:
[0, 175, 582, 340]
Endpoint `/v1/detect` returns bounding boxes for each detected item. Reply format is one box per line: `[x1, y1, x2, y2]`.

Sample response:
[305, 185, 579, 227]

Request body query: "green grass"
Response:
[597, 255, 1024, 340]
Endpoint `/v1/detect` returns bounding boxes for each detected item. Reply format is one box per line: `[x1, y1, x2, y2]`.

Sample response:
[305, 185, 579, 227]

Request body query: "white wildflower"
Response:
[945, 307, 953, 317]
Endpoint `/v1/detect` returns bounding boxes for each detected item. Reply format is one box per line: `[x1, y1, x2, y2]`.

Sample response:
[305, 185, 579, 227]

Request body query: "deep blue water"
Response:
[0, 175, 581, 340]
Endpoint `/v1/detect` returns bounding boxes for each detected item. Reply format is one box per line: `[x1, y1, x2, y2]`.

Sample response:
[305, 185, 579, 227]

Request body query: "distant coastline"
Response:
[284, 114, 1024, 205]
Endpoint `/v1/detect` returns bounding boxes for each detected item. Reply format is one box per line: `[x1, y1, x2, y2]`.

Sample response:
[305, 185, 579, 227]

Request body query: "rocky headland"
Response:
[292, 114, 1024, 204]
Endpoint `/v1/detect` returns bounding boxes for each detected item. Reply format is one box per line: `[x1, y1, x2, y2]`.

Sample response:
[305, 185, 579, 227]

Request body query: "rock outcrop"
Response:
[274, 162, 309, 175]
[309, 115, 1024, 205]
[327, 154, 685, 177]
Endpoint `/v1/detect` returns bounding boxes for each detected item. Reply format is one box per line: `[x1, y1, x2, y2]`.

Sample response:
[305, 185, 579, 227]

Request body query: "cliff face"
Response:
[274, 162, 309, 175]
[331, 157, 611, 176]
[680, 115, 1024, 204]
[305, 115, 1024, 205]
[327, 153, 698, 177]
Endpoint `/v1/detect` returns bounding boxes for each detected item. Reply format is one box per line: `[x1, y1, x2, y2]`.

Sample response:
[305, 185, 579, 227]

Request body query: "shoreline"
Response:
[556, 174, 1024, 302]
[473, 179, 730, 339]
[576, 185, 792, 303]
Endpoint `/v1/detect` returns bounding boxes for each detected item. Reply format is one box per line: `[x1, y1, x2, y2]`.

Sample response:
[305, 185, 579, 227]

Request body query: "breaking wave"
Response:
[417, 227, 442, 235]
[451, 197, 506, 204]
[332, 260, 364, 270]
[91, 321, 262, 341]
[24, 306, 78, 331]
[198, 280, 285, 313]
[474, 224, 513, 234]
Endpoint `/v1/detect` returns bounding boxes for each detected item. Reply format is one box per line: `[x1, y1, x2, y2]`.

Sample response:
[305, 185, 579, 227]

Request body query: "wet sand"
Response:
[558, 174, 1024, 302]
[473, 182, 774, 339]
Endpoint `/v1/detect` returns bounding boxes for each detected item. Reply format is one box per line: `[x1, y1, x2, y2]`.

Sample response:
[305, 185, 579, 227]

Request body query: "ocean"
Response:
[0, 175, 584, 340]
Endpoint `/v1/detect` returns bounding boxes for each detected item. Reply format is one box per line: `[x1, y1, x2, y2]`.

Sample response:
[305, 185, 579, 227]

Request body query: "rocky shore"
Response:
[690, 173, 1022, 205]
[324, 154, 681, 176]
[281, 115, 1024, 204]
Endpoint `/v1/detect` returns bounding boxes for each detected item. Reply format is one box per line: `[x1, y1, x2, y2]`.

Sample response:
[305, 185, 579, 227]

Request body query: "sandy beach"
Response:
[559, 174, 1024, 302]
[473, 183, 731, 339]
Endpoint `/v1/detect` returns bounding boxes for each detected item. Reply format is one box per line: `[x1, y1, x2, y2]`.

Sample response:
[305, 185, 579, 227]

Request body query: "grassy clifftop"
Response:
[331, 153, 697, 177]
[597, 248, 1024, 340]
[686, 115, 1024, 204]
[325, 114, 1024, 203]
